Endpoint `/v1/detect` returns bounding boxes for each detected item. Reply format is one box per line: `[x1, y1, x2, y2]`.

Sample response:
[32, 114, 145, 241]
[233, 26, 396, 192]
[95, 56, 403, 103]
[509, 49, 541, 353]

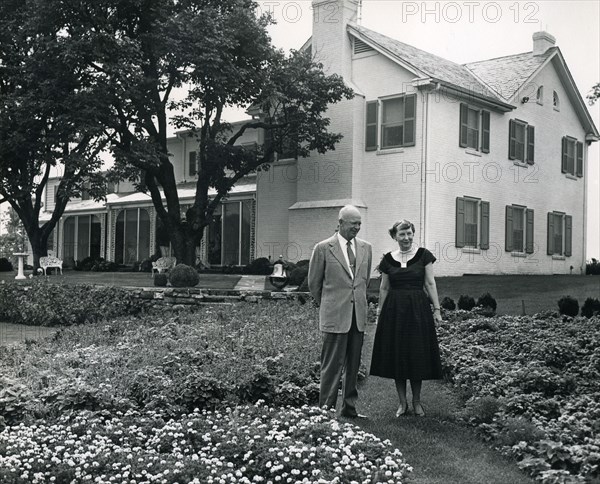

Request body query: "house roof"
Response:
[345, 24, 598, 139]
[347, 24, 513, 111]
[465, 49, 556, 102]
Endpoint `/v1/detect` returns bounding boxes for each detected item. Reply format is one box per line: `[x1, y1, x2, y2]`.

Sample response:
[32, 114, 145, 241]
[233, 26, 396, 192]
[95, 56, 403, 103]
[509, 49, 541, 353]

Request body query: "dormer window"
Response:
[553, 91, 560, 111]
[536, 86, 543, 105]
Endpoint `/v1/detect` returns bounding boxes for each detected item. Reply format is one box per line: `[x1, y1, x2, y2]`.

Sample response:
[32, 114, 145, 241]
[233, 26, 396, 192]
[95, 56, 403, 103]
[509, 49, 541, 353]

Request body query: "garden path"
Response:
[0, 322, 57, 347]
[349, 322, 534, 484]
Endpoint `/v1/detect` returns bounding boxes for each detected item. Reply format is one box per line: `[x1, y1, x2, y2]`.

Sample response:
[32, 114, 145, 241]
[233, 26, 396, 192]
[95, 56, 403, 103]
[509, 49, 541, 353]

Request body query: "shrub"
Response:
[586, 258, 600, 275]
[90, 258, 119, 272]
[0, 257, 13, 272]
[288, 265, 309, 286]
[557, 295, 579, 317]
[139, 258, 153, 273]
[296, 259, 310, 268]
[297, 276, 309, 293]
[154, 273, 168, 287]
[168, 264, 199, 287]
[462, 396, 502, 424]
[476, 292, 497, 312]
[497, 417, 546, 446]
[457, 295, 476, 311]
[440, 296, 456, 310]
[0, 281, 142, 326]
[244, 257, 272, 275]
[581, 297, 600, 318]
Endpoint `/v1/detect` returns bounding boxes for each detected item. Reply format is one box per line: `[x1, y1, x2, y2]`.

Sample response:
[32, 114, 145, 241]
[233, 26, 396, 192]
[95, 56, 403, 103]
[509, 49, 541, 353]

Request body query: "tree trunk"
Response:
[168, 224, 202, 267]
[27, 229, 49, 273]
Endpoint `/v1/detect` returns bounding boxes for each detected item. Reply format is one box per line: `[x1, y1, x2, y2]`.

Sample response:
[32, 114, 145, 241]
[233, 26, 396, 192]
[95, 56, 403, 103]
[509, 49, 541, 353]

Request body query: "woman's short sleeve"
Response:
[423, 248, 437, 266]
[378, 254, 390, 274]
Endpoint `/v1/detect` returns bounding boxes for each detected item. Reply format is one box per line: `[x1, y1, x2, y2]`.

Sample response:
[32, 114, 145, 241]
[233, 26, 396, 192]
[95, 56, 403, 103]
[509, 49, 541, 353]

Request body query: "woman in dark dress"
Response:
[370, 220, 443, 417]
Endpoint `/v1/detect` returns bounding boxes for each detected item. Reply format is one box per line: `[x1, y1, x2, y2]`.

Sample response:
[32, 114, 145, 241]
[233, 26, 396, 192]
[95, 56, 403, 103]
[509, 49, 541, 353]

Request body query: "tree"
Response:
[588, 82, 600, 105]
[0, 0, 109, 269]
[65, 0, 353, 265]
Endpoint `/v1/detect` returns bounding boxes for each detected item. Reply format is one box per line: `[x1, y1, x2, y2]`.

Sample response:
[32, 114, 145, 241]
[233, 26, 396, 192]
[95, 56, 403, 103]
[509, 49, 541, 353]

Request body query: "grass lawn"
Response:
[369, 274, 600, 315]
[0, 269, 242, 289]
[356, 321, 534, 483]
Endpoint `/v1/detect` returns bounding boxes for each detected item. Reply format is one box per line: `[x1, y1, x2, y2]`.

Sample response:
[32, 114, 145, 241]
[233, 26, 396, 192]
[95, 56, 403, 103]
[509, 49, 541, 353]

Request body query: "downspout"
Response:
[420, 88, 430, 248]
[582, 140, 589, 274]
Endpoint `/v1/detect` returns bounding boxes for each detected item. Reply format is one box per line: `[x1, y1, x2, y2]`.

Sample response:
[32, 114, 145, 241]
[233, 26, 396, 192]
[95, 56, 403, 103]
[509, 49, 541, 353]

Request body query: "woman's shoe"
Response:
[413, 401, 425, 417]
[395, 403, 409, 417]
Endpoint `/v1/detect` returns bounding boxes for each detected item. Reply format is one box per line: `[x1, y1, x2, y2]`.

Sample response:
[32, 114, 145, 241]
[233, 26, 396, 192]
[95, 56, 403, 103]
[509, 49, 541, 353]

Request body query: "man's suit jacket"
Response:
[308, 235, 373, 333]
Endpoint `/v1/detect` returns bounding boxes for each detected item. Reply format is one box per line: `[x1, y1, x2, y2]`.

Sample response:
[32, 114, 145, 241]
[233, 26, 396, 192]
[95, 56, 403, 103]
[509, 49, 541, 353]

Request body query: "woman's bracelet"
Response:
[433, 307, 441, 312]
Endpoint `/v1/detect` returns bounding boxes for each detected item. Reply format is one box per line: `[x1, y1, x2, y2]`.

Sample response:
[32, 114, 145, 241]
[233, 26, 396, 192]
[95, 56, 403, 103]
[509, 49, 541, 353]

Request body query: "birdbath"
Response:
[13, 252, 29, 280]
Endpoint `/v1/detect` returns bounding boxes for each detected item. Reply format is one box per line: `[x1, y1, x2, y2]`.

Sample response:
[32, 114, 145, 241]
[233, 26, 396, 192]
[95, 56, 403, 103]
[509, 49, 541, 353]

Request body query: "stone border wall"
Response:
[125, 286, 312, 310]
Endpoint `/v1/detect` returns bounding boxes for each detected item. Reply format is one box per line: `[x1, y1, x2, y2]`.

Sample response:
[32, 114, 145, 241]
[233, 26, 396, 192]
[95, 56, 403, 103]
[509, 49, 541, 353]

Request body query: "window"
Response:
[263, 126, 298, 161]
[459, 104, 490, 152]
[206, 200, 252, 266]
[189, 151, 197, 177]
[456, 197, 490, 249]
[509, 119, 535, 164]
[62, 214, 102, 266]
[561, 137, 583, 177]
[365, 94, 416, 151]
[115, 208, 151, 264]
[547, 212, 572, 256]
[553, 91, 560, 111]
[505, 205, 534, 253]
[536, 86, 543, 105]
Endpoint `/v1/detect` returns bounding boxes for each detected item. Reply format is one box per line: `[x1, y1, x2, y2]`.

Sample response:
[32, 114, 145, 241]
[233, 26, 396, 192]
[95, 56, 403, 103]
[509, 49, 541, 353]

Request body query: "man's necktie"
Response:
[346, 241, 356, 275]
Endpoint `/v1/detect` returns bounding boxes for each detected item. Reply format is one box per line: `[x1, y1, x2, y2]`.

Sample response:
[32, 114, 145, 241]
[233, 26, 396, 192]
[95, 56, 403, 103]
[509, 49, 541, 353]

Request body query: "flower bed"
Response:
[0, 303, 323, 425]
[0, 404, 412, 483]
[437, 310, 600, 483]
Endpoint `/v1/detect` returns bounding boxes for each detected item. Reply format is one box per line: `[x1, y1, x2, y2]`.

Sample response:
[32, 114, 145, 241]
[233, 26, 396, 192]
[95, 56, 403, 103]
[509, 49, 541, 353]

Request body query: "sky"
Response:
[247, 0, 600, 259]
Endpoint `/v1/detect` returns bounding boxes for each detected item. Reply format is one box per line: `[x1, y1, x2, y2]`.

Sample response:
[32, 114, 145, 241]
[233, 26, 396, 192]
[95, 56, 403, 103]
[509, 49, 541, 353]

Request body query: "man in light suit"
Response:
[308, 205, 373, 418]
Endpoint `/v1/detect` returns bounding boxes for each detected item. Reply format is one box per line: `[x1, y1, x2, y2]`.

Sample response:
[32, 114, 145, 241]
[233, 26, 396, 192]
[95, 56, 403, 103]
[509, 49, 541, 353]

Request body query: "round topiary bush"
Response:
[440, 296, 456, 310]
[581, 297, 600, 318]
[288, 266, 309, 286]
[245, 257, 272, 275]
[154, 273, 168, 287]
[296, 259, 310, 268]
[558, 295, 579, 317]
[458, 295, 476, 311]
[0, 257, 13, 272]
[168, 264, 199, 287]
[477, 292, 497, 312]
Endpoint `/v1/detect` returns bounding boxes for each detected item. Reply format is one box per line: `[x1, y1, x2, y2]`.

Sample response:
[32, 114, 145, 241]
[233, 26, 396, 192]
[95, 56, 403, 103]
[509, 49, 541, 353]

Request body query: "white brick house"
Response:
[43, 0, 598, 275]
[256, 0, 598, 276]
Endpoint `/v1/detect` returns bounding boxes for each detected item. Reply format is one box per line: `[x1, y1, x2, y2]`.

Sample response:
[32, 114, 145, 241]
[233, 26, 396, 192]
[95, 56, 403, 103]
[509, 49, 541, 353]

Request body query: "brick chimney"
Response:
[533, 31, 556, 56]
[311, 0, 359, 78]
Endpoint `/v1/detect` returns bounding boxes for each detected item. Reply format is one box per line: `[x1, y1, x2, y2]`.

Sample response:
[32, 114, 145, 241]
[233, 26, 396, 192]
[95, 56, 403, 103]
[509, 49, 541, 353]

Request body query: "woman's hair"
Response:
[388, 219, 415, 239]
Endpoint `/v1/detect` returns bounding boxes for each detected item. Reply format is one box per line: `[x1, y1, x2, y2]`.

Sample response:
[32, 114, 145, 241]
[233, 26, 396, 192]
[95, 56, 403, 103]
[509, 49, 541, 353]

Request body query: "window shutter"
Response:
[456, 197, 465, 248]
[459, 104, 468, 148]
[505, 205, 513, 252]
[576, 142, 583, 177]
[365, 101, 378, 151]
[480, 201, 490, 250]
[482, 110, 490, 153]
[189, 152, 197, 176]
[404, 94, 416, 146]
[47, 185, 55, 209]
[509, 120, 516, 160]
[547, 212, 554, 255]
[526, 125, 535, 164]
[525, 209, 534, 254]
[565, 215, 572, 256]
[561, 137, 568, 173]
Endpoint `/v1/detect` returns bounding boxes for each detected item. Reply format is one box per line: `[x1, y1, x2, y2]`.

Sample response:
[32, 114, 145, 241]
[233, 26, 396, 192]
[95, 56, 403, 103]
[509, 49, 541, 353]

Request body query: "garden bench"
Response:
[40, 256, 63, 276]
[152, 256, 177, 276]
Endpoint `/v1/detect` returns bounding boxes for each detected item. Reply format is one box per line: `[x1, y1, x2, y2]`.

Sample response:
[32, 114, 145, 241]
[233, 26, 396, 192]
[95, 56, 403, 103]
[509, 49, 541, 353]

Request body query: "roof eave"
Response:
[431, 79, 515, 112]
